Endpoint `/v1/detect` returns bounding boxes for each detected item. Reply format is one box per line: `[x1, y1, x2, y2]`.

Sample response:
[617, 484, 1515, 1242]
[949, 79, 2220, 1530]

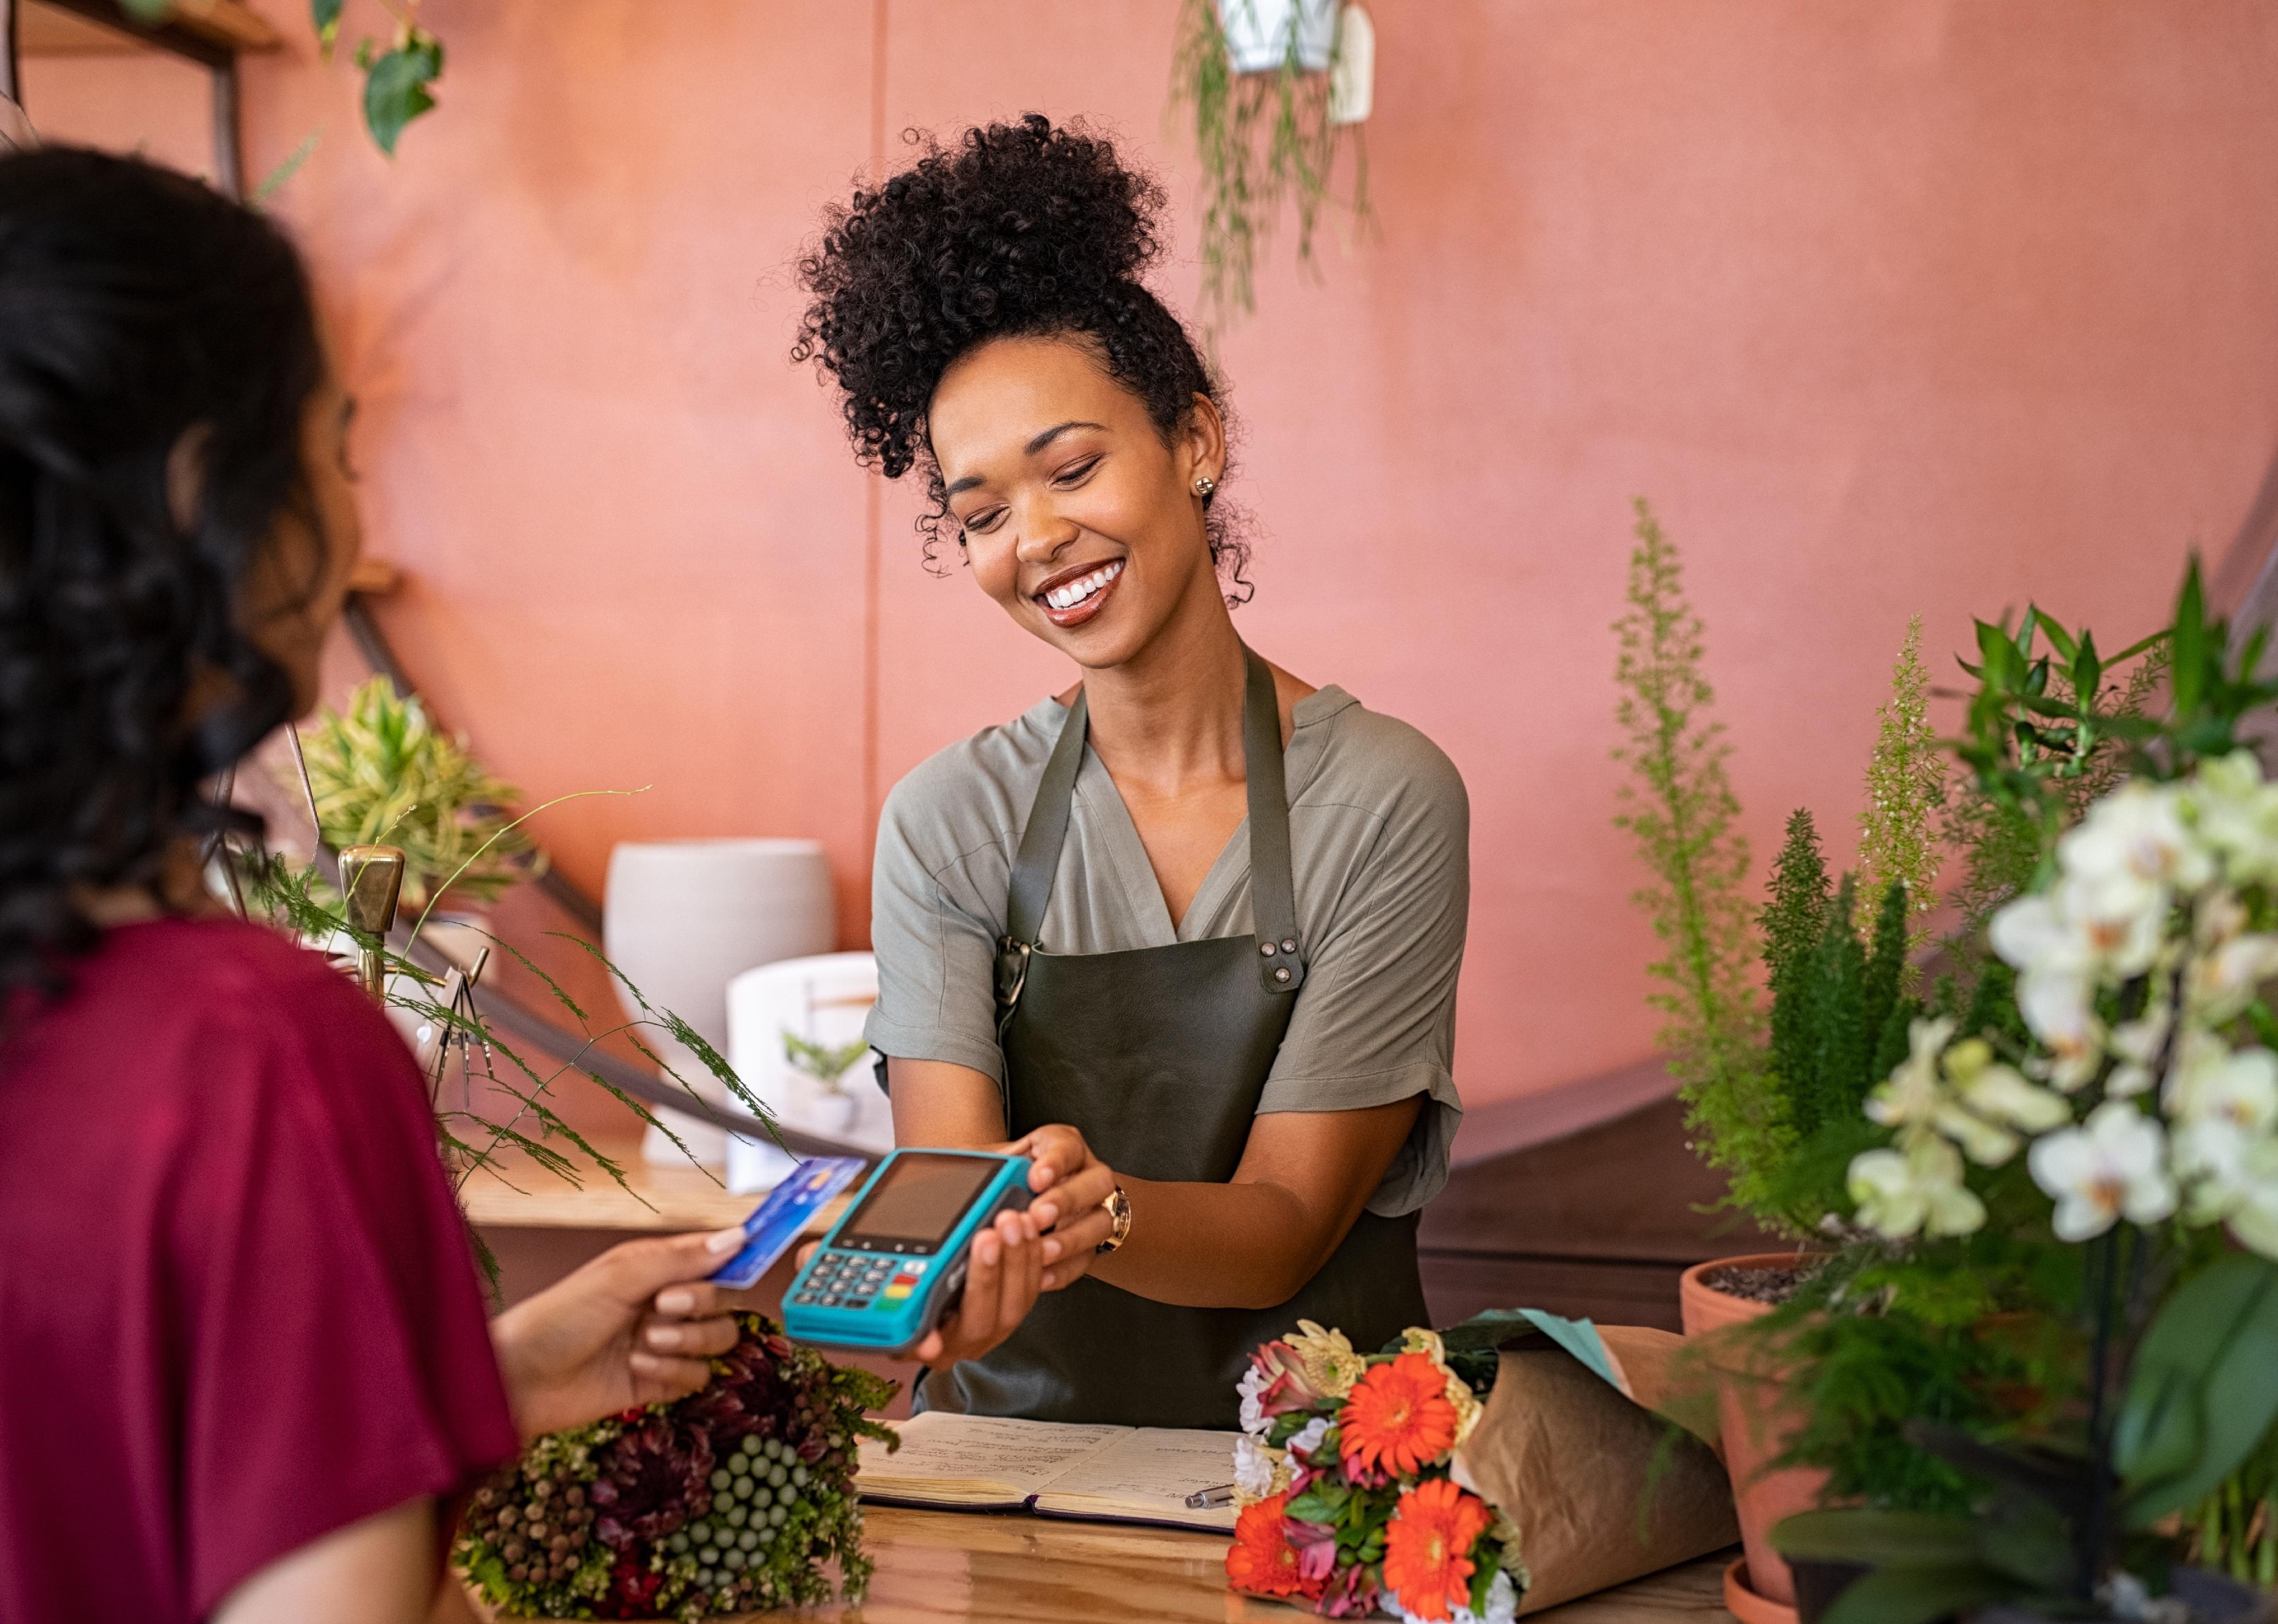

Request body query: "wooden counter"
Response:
[483, 1507, 1735, 1623]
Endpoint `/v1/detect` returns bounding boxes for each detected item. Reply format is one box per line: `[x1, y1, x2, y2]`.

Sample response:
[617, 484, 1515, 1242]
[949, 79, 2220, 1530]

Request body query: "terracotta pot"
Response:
[1680, 1253, 1832, 1624]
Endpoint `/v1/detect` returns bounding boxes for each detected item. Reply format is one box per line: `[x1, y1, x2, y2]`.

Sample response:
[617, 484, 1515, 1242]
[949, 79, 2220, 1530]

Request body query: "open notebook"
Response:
[855, 1411, 1240, 1532]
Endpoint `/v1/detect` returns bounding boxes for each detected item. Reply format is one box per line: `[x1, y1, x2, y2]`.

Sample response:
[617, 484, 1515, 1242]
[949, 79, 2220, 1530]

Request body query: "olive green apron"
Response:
[916, 647, 1428, 1429]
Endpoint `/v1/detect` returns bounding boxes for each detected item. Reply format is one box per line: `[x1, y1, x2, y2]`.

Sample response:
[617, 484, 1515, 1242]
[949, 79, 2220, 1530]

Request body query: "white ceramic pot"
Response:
[1217, 0, 1338, 73]
[724, 952, 887, 1191]
[604, 839, 836, 1166]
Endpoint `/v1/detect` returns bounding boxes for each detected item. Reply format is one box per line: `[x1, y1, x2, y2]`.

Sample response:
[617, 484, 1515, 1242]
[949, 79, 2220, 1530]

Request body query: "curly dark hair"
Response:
[793, 113, 1252, 598]
[0, 148, 325, 1018]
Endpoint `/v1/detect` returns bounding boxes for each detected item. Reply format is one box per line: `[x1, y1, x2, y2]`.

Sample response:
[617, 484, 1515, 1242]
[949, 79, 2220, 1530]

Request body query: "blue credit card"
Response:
[709, 1156, 869, 1290]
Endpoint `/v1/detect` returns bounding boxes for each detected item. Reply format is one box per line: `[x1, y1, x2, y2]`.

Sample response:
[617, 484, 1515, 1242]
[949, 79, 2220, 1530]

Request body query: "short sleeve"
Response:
[865, 771, 1011, 1085]
[177, 965, 519, 1617]
[1256, 738, 1469, 1218]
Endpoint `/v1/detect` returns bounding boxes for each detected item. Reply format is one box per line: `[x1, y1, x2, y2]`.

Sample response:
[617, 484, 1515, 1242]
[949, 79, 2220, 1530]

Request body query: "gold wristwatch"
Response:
[1095, 1185, 1132, 1255]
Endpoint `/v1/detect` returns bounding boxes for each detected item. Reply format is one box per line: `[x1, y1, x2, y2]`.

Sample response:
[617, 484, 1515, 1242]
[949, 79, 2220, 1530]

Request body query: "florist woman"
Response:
[796, 116, 1470, 1427]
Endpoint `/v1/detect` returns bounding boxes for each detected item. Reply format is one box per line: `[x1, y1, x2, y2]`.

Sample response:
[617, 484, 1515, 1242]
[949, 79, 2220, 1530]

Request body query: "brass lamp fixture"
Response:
[338, 843, 406, 1004]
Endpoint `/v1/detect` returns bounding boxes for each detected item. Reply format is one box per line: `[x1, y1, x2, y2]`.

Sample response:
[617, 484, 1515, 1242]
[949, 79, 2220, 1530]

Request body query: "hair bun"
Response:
[795, 113, 1168, 480]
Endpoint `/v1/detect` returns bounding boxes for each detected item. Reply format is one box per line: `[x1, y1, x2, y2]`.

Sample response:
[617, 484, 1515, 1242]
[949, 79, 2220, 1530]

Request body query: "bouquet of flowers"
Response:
[1225, 1321, 1522, 1623]
[455, 1314, 898, 1621]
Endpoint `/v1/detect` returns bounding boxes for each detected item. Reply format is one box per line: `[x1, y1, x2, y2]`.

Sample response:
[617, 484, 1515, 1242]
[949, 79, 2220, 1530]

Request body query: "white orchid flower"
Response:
[1849, 1138, 1986, 1239]
[2060, 780, 2212, 899]
[1934, 1104, 2022, 1167]
[2105, 1008, 2171, 1099]
[2190, 931, 2278, 1026]
[1865, 1017, 1955, 1128]
[2015, 965, 2106, 1089]
[2220, 1135, 2278, 1260]
[2172, 1117, 2252, 1225]
[2164, 1038, 2278, 1135]
[2027, 1101, 2178, 1241]
[2186, 752, 2278, 886]
[1968, 1072, 2076, 1134]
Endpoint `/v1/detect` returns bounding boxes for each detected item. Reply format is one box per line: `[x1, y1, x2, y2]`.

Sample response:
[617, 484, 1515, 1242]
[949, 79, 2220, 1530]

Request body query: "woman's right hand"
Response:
[910, 1205, 1044, 1370]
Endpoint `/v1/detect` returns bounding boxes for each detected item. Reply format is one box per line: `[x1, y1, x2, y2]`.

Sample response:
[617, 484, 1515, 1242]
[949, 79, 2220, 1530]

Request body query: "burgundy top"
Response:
[0, 917, 519, 1623]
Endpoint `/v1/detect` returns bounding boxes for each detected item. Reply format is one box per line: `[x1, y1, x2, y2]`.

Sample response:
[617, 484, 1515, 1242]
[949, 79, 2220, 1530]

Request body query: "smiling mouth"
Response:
[1035, 558, 1124, 627]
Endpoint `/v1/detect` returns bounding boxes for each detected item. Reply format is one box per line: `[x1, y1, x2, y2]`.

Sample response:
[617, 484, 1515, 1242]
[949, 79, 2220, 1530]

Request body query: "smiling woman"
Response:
[793, 115, 1470, 1430]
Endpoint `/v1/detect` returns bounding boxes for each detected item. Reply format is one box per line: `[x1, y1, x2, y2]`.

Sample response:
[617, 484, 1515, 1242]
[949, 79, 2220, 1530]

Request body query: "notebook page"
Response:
[1032, 1427, 1241, 1529]
[856, 1412, 1129, 1504]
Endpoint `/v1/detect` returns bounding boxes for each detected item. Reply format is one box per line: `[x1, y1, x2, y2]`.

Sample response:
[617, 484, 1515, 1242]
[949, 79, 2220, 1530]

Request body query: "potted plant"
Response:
[1755, 565, 2278, 1624]
[783, 1033, 871, 1138]
[1169, 0, 1370, 331]
[1613, 503, 1951, 1623]
[291, 675, 544, 949]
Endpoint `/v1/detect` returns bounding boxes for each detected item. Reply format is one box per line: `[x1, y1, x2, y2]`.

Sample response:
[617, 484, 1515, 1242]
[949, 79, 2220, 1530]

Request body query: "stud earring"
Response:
[1193, 475, 1217, 496]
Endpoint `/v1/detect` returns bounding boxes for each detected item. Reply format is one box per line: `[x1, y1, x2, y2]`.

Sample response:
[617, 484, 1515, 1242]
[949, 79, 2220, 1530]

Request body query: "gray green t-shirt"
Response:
[865, 684, 1469, 1217]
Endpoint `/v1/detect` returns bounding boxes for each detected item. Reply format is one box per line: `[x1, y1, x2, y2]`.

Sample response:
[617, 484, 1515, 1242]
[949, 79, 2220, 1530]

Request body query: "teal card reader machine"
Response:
[779, 1149, 1033, 1358]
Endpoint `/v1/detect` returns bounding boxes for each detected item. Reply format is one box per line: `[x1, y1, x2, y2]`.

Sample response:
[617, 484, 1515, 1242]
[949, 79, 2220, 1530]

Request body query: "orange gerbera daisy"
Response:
[1338, 1350, 1459, 1477]
[1382, 1478, 1494, 1621]
[1225, 1493, 1307, 1598]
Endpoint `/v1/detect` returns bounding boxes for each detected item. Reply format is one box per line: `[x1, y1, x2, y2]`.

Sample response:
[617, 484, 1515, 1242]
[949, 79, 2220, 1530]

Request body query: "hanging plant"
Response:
[313, 0, 445, 156]
[1169, 0, 1374, 332]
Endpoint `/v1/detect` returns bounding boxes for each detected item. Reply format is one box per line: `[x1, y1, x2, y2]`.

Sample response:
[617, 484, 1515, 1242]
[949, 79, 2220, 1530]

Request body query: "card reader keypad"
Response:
[791, 1248, 926, 1312]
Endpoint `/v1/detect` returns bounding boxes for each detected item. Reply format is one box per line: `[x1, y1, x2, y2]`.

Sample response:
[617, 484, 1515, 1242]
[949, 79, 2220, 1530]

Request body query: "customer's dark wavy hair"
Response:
[793, 113, 1254, 601]
[0, 148, 325, 1018]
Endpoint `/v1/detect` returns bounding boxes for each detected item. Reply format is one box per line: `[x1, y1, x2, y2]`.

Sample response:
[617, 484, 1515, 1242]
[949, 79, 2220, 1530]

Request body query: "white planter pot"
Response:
[808, 1092, 861, 1136]
[604, 839, 836, 1166]
[1217, 0, 1338, 73]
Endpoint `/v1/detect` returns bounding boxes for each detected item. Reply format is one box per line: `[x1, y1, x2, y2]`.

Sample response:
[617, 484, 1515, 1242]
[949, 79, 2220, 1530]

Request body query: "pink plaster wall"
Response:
[46, 2, 2278, 1111]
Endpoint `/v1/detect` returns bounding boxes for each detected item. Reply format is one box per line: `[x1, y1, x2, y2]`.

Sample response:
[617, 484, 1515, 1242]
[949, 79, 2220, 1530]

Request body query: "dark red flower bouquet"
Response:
[455, 1313, 898, 1621]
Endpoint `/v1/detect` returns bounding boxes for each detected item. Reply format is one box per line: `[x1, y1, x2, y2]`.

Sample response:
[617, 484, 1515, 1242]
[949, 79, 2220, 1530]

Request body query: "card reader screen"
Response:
[839, 1153, 1000, 1248]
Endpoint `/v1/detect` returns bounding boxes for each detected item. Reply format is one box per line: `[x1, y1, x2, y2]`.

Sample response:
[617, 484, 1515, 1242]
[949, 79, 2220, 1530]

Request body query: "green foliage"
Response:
[1610, 501, 1770, 1204]
[1755, 822, 1920, 1227]
[359, 29, 443, 156]
[1170, 0, 1367, 332]
[2187, 1424, 2278, 1586]
[1949, 563, 2269, 888]
[1755, 1240, 2072, 1517]
[317, 0, 445, 156]
[1858, 617, 1946, 954]
[294, 676, 541, 912]
[783, 1033, 870, 1095]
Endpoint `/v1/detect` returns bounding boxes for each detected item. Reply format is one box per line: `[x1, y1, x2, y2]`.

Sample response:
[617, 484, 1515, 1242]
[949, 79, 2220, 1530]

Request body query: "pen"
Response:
[1186, 1483, 1237, 1509]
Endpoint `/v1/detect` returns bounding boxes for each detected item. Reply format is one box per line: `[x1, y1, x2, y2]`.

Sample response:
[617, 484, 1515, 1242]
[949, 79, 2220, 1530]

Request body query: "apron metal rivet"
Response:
[1260, 942, 1276, 957]
[1274, 966, 1291, 983]
[1281, 938, 1297, 953]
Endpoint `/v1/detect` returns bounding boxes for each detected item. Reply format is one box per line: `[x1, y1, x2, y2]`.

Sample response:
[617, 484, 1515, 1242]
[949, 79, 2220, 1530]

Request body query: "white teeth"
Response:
[1044, 560, 1122, 611]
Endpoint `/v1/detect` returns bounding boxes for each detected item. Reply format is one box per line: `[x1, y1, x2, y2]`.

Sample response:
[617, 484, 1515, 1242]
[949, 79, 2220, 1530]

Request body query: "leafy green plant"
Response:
[1778, 1254, 2278, 1624]
[783, 1034, 870, 1097]
[1169, 0, 1368, 332]
[292, 676, 541, 913]
[314, 0, 444, 156]
[114, 0, 442, 156]
[1610, 500, 1770, 1206]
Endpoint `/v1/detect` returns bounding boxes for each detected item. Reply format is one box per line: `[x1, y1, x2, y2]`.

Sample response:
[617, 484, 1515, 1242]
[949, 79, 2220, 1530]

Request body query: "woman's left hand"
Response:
[1009, 1123, 1122, 1290]
[490, 1227, 749, 1442]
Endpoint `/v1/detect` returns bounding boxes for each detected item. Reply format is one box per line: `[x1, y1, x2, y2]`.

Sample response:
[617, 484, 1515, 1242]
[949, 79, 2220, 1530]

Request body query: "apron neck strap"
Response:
[1004, 646, 1307, 994]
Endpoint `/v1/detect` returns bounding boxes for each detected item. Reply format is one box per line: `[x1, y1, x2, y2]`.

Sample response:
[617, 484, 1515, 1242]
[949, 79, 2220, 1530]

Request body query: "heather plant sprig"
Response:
[1611, 499, 1772, 1211]
[1858, 616, 1946, 957]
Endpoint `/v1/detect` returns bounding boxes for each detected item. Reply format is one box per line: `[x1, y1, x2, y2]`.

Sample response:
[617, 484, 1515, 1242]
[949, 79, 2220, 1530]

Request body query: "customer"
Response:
[0, 148, 743, 1624]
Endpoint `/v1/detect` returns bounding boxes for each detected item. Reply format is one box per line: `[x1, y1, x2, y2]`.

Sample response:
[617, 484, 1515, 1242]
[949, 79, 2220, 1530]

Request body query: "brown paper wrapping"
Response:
[1453, 1335, 1738, 1614]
